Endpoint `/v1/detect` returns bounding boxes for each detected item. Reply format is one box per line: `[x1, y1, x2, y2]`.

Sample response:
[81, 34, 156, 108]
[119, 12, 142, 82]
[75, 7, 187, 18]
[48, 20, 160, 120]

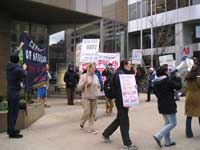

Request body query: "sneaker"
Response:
[124, 145, 138, 150]
[44, 104, 51, 107]
[165, 142, 176, 147]
[102, 135, 112, 143]
[9, 133, 23, 139]
[88, 129, 98, 134]
[153, 135, 162, 147]
[80, 124, 84, 129]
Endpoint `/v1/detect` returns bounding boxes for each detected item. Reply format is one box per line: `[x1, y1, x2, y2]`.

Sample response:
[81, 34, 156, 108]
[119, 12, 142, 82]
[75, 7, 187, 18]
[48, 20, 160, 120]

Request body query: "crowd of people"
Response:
[6, 52, 200, 150]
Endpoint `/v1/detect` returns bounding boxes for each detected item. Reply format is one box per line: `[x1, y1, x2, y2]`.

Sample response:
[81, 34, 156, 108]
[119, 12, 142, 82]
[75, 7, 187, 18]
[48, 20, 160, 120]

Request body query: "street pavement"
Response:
[0, 94, 200, 150]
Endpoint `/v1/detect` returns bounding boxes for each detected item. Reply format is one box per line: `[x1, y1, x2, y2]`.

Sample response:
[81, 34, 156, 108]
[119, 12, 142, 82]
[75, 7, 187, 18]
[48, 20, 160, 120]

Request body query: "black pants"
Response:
[147, 86, 153, 101]
[66, 88, 75, 105]
[186, 116, 200, 137]
[103, 101, 132, 146]
[7, 90, 20, 135]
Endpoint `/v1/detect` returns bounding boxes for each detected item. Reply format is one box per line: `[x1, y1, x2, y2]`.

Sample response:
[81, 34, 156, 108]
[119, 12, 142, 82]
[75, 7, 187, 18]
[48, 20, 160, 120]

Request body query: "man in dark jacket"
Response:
[64, 64, 76, 105]
[6, 53, 27, 138]
[102, 63, 115, 114]
[153, 64, 182, 147]
[102, 60, 138, 150]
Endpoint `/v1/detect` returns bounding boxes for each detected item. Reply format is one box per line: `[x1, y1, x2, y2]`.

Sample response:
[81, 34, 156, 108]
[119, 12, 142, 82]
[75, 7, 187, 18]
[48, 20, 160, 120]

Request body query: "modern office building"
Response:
[0, 0, 128, 95]
[128, 0, 200, 67]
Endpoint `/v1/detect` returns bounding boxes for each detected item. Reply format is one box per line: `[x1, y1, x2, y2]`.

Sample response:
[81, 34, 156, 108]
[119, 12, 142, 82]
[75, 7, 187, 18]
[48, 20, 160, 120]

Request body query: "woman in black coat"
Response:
[153, 64, 182, 147]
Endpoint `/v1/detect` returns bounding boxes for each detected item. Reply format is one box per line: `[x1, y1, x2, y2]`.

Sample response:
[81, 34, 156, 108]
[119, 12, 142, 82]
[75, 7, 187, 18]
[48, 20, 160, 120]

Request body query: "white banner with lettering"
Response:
[119, 74, 139, 107]
[80, 39, 100, 63]
[96, 52, 120, 72]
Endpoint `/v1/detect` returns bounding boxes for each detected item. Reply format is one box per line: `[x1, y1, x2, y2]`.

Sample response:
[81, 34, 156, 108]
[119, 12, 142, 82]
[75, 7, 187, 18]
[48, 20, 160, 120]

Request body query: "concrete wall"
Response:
[0, 14, 11, 95]
[0, 103, 44, 133]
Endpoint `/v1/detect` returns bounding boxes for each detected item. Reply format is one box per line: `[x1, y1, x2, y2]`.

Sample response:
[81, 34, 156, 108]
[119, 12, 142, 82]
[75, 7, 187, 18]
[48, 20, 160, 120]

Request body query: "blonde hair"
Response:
[87, 63, 95, 73]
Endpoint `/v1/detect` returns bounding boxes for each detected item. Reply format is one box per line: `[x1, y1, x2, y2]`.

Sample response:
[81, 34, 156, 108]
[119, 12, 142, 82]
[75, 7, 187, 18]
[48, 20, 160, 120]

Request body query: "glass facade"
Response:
[191, 0, 200, 5]
[10, 21, 47, 53]
[10, 19, 127, 90]
[167, 0, 177, 11]
[178, 0, 189, 8]
[128, 0, 200, 21]
[154, 24, 175, 47]
[156, 0, 166, 13]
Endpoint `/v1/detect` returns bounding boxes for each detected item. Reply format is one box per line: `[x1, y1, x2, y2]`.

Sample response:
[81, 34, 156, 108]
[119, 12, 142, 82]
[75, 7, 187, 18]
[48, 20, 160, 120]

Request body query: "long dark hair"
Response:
[185, 64, 200, 82]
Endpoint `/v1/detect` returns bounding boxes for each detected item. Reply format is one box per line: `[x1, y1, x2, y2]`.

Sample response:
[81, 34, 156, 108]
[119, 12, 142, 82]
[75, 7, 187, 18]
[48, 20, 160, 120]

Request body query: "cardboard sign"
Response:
[132, 49, 142, 65]
[159, 54, 175, 69]
[119, 75, 139, 107]
[80, 39, 99, 63]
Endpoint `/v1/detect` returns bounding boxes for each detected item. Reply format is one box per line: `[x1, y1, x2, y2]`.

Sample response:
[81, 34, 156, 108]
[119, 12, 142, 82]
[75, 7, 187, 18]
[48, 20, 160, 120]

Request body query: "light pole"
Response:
[150, 0, 154, 67]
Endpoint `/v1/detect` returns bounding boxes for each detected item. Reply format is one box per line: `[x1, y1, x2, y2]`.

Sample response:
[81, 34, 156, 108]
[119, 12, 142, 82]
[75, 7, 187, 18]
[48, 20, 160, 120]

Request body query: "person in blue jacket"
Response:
[146, 67, 157, 102]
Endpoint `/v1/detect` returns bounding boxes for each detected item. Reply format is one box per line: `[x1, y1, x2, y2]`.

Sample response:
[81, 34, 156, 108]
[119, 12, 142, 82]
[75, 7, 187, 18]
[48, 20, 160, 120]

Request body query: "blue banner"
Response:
[21, 32, 47, 89]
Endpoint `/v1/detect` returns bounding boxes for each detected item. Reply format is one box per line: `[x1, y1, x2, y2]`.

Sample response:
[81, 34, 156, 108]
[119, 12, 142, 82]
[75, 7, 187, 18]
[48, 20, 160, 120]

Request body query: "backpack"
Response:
[103, 74, 115, 99]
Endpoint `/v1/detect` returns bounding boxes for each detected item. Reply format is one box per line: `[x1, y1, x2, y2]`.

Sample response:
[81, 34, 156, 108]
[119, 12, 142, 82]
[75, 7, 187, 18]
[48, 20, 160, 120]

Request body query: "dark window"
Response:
[147, 0, 156, 16]
[191, 0, 200, 5]
[167, 0, 177, 11]
[129, 3, 137, 20]
[154, 25, 175, 48]
[137, 2, 141, 19]
[142, 0, 146, 17]
[178, 0, 189, 8]
[156, 0, 166, 14]
[143, 29, 151, 49]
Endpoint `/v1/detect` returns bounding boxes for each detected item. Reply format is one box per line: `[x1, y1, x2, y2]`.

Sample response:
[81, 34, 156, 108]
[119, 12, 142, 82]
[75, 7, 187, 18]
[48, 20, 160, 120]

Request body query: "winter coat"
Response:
[77, 73, 99, 100]
[185, 77, 200, 117]
[64, 71, 76, 88]
[148, 72, 157, 88]
[6, 63, 27, 91]
[153, 75, 182, 114]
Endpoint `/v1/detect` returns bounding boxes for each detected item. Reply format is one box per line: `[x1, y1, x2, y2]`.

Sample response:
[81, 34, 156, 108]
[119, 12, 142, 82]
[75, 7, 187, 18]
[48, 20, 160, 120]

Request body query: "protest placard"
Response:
[80, 39, 99, 63]
[119, 75, 139, 107]
[132, 49, 142, 65]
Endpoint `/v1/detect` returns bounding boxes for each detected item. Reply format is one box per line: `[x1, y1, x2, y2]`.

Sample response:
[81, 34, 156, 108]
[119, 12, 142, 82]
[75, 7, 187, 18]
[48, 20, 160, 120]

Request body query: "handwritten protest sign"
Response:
[80, 39, 99, 63]
[119, 75, 139, 107]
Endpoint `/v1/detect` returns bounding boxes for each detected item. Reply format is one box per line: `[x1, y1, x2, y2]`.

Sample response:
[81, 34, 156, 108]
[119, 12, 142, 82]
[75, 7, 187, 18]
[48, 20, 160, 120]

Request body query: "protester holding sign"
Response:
[6, 53, 27, 138]
[102, 60, 138, 150]
[153, 64, 182, 147]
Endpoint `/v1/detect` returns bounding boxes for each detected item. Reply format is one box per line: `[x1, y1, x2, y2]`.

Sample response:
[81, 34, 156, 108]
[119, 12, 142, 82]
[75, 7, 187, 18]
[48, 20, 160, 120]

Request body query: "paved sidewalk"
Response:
[0, 94, 199, 150]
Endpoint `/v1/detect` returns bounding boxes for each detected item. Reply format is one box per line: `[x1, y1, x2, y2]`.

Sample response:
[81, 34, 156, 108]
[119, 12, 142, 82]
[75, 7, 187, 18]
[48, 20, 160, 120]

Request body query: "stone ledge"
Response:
[0, 103, 44, 133]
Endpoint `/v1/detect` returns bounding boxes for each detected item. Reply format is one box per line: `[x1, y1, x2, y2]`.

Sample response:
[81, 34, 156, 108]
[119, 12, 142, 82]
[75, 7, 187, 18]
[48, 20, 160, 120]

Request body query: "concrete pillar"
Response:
[175, 23, 184, 64]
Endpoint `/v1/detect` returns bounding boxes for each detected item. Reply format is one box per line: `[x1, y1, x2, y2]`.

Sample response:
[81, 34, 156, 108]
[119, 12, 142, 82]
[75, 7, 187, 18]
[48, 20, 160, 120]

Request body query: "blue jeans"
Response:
[155, 113, 177, 145]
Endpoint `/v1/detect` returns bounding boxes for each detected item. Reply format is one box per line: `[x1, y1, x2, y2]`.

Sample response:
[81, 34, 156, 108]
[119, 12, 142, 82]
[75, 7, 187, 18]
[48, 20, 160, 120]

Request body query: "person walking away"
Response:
[64, 64, 76, 105]
[146, 67, 157, 102]
[37, 64, 51, 107]
[6, 53, 27, 138]
[153, 64, 182, 147]
[102, 63, 115, 115]
[78, 63, 99, 134]
[184, 64, 200, 138]
[102, 60, 138, 150]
